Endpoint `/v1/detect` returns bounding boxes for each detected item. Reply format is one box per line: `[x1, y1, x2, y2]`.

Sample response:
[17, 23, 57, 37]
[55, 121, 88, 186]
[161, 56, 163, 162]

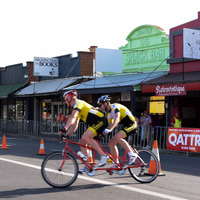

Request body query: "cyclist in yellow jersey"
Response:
[60, 90, 109, 168]
[97, 95, 138, 165]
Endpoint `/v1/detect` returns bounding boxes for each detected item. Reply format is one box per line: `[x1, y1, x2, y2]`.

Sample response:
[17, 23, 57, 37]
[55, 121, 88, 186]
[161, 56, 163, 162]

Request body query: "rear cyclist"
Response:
[97, 95, 138, 166]
[60, 90, 109, 168]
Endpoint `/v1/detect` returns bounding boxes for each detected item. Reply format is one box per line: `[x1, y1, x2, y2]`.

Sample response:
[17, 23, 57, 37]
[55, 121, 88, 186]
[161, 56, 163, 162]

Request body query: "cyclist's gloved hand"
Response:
[60, 134, 69, 142]
[59, 128, 66, 134]
[103, 128, 111, 136]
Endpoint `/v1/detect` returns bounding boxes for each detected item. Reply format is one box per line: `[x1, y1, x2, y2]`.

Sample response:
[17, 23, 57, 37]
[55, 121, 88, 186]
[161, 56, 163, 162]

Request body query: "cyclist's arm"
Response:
[108, 112, 120, 131]
[64, 110, 79, 131]
[102, 121, 115, 136]
[67, 118, 80, 136]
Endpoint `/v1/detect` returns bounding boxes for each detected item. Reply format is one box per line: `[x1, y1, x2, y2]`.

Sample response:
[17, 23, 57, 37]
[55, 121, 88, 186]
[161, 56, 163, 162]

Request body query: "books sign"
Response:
[34, 57, 59, 77]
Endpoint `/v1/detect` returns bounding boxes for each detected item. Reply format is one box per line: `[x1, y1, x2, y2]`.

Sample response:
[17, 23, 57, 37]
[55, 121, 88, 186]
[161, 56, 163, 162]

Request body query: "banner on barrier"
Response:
[167, 128, 200, 152]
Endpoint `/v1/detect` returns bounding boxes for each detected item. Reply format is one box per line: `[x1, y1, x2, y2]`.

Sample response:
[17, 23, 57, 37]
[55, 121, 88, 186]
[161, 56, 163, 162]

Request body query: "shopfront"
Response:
[41, 99, 71, 133]
[0, 99, 26, 121]
[142, 12, 200, 129]
[142, 72, 200, 128]
[0, 86, 27, 121]
[15, 76, 90, 133]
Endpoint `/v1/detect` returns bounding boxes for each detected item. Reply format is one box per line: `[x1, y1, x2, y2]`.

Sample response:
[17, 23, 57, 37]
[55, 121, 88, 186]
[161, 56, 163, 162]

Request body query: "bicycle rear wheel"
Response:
[41, 151, 78, 188]
[128, 148, 159, 183]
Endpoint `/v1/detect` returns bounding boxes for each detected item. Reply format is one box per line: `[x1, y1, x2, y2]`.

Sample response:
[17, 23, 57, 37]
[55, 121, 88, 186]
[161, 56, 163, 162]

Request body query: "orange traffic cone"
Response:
[0, 135, 9, 149]
[148, 140, 165, 176]
[87, 145, 93, 164]
[37, 139, 46, 155]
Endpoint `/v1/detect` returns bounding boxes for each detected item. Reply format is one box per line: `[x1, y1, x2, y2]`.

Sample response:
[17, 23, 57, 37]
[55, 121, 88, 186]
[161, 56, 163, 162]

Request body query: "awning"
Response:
[0, 83, 25, 99]
[142, 71, 200, 93]
[63, 71, 168, 94]
[16, 77, 90, 97]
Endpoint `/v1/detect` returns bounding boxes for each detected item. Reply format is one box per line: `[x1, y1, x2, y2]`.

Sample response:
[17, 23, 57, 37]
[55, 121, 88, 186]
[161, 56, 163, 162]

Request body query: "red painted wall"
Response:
[170, 61, 200, 73]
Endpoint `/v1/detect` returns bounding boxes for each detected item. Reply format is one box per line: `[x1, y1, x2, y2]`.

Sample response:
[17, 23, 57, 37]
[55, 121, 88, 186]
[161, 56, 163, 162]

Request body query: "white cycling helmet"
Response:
[97, 95, 111, 104]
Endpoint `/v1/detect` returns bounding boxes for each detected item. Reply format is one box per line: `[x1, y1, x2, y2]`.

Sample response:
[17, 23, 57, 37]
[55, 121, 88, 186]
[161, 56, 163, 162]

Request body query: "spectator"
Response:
[140, 110, 152, 149]
[55, 113, 68, 125]
[171, 111, 182, 127]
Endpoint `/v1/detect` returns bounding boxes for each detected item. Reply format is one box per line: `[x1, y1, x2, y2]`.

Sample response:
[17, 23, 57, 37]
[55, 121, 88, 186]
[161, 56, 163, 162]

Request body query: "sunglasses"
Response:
[99, 103, 105, 107]
[65, 96, 72, 103]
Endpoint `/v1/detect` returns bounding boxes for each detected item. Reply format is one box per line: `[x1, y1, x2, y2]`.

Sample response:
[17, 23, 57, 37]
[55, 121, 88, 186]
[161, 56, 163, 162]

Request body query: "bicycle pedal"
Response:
[78, 171, 85, 175]
[106, 170, 113, 175]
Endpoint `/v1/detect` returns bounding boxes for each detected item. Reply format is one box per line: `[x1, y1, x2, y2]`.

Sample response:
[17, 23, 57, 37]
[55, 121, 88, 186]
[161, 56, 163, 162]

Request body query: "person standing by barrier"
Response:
[55, 113, 68, 125]
[140, 110, 152, 149]
[171, 111, 182, 127]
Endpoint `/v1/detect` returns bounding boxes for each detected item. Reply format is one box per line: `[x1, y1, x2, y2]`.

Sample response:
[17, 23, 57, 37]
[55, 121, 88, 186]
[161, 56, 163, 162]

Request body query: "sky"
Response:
[0, 0, 199, 67]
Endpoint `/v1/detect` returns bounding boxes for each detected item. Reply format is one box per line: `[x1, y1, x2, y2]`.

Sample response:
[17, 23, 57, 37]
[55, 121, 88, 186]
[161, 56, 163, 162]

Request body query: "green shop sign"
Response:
[120, 25, 169, 73]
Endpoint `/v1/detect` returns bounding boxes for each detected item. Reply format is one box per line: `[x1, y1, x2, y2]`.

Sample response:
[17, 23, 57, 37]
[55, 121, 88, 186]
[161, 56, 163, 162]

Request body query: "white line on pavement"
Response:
[0, 157, 188, 200]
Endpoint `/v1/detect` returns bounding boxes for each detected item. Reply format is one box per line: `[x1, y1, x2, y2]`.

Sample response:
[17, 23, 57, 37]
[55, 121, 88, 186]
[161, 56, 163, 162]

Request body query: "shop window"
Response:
[42, 103, 52, 122]
[3, 105, 7, 120]
[16, 101, 26, 120]
[53, 105, 60, 123]
[8, 104, 15, 121]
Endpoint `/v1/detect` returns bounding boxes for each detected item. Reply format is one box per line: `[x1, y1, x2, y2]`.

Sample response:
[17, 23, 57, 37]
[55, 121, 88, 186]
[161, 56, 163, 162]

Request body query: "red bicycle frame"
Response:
[60, 138, 146, 171]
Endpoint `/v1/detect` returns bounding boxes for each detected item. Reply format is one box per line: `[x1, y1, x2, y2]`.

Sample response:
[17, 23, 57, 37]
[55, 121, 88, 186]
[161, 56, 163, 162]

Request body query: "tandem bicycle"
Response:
[41, 135, 159, 188]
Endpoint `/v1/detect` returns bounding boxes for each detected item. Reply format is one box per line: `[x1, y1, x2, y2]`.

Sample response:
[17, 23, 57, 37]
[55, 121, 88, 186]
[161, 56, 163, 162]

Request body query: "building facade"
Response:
[142, 12, 200, 128]
[68, 25, 170, 125]
[0, 50, 94, 125]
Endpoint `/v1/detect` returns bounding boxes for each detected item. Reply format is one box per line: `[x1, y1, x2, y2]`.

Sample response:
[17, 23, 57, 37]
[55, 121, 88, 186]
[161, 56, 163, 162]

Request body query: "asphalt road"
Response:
[0, 136, 200, 200]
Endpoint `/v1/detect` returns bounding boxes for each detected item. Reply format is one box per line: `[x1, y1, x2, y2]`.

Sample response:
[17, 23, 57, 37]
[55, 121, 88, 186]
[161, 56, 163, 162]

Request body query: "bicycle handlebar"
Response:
[59, 134, 70, 143]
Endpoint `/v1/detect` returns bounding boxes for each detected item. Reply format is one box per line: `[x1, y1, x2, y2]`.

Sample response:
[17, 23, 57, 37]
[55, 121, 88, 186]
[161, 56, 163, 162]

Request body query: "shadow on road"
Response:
[0, 183, 136, 198]
[160, 153, 200, 177]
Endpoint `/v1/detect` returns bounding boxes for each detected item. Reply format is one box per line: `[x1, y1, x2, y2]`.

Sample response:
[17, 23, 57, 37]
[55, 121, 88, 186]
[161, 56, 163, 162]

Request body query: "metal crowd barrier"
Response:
[0, 119, 168, 149]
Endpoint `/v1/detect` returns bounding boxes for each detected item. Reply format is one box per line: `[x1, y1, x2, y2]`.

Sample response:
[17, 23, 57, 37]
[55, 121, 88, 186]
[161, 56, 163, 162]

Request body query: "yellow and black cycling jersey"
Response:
[73, 99, 105, 125]
[108, 103, 136, 126]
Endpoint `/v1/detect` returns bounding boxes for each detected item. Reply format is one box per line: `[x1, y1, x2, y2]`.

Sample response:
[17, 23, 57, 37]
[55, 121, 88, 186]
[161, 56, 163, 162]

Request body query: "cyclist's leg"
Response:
[120, 125, 138, 151]
[112, 131, 132, 152]
[108, 134, 119, 162]
[109, 129, 137, 164]
[80, 129, 105, 157]
[109, 131, 132, 156]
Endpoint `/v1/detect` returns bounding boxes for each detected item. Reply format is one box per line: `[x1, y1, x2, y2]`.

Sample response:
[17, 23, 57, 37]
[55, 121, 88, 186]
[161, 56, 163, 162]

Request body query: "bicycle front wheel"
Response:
[128, 148, 159, 183]
[41, 151, 78, 188]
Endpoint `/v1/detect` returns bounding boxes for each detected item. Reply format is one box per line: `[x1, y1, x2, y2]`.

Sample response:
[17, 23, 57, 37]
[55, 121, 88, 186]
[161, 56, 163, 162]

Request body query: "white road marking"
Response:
[0, 157, 188, 200]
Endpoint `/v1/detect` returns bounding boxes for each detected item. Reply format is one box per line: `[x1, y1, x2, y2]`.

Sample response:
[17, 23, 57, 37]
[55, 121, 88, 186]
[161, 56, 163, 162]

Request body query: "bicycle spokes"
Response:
[128, 149, 159, 183]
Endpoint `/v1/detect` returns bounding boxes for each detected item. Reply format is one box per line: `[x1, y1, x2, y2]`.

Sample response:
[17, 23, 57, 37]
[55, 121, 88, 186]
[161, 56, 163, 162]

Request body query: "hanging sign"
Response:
[34, 57, 59, 77]
[183, 28, 200, 59]
[155, 84, 186, 96]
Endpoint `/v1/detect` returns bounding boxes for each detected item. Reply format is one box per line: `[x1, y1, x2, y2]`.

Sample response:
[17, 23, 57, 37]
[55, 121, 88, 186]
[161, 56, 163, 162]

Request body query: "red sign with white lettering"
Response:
[167, 128, 200, 152]
[155, 84, 186, 96]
